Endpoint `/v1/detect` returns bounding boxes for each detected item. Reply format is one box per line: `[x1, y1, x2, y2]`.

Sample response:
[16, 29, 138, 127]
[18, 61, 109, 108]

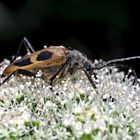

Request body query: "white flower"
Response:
[0, 58, 140, 139]
[74, 106, 83, 114]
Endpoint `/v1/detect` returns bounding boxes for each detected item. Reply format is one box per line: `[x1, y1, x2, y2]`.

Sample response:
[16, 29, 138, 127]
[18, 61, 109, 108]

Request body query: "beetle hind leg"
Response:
[0, 69, 36, 86]
[0, 69, 20, 86]
[12, 37, 36, 62]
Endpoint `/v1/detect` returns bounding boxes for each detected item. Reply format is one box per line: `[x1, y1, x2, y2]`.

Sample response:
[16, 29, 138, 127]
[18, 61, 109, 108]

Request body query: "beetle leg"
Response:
[0, 70, 18, 86]
[49, 64, 68, 86]
[104, 64, 138, 85]
[82, 68, 97, 90]
[0, 69, 36, 86]
[49, 58, 71, 86]
[22, 37, 35, 53]
[58, 60, 71, 78]
[12, 37, 35, 62]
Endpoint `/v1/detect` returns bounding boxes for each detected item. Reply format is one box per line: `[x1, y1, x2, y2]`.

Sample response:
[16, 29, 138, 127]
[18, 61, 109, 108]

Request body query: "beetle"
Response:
[0, 38, 94, 86]
[0, 38, 68, 86]
[0, 37, 140, 89]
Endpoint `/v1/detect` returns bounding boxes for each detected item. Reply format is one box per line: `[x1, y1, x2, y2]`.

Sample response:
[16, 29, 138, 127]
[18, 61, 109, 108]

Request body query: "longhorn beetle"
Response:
[0, 37, 140, 89]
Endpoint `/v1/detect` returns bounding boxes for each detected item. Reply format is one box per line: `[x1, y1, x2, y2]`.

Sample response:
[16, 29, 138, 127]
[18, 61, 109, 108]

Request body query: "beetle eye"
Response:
[84, 62, 93, 71]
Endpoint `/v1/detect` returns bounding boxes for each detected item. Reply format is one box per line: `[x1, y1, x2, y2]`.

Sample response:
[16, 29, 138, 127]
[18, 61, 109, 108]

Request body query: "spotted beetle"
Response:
[0, 37, 140, 89]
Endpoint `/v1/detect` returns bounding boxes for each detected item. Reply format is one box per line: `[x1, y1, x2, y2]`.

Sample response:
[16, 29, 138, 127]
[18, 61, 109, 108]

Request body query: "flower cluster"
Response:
[0, 59, 140, 139]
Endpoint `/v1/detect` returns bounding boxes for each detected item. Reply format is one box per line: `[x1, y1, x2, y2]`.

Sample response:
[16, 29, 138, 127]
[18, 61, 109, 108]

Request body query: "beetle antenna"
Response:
[96, 56, 140, 69]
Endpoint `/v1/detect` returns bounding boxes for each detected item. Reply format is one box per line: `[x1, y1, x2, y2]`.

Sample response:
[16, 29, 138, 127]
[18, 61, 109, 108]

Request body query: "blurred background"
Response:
[0, 0, 140, 75]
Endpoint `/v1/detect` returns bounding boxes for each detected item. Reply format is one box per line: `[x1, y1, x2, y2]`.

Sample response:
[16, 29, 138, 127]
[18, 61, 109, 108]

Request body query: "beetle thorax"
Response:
[68, 50, 88, 68]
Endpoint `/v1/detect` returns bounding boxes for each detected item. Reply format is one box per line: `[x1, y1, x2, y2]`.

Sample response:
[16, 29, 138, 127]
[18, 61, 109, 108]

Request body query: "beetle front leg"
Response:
[82, 68, 98, 91]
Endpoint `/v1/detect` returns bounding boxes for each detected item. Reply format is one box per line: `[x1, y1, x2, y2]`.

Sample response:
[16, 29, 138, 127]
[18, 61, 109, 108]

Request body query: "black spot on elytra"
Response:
[14, 58, 32, 66]
[37, 51, 53, 61]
